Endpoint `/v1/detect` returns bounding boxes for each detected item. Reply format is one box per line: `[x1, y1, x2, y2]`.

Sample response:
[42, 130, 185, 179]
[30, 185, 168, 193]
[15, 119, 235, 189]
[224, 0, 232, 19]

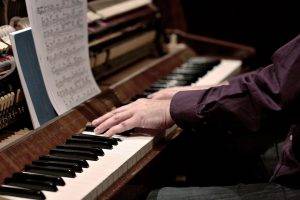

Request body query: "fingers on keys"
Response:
[103, 118, 136, 137]
[94, 111, 133, 134]
[92, 105, 129, 126]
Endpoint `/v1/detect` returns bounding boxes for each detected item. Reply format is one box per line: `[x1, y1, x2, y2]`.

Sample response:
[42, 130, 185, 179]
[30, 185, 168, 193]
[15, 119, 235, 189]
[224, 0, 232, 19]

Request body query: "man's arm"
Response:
[148, 82, 229, 100]
[171, 34, 300, 134]
[92, 34, 300, 137]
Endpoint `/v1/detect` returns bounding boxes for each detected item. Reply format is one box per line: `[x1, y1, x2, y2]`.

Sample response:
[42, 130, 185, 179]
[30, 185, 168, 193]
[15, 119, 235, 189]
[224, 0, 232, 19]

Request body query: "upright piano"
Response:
[0, 0, 255, 199]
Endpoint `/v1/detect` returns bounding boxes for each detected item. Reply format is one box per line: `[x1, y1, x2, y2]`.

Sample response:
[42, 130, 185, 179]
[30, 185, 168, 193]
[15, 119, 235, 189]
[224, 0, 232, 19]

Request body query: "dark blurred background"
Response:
[180, 0, 299, 66]
[2, 0, 299, 66]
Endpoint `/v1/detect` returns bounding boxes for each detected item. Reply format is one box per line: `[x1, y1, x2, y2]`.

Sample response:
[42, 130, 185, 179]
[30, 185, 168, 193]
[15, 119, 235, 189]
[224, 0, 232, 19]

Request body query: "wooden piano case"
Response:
[0, 38, 254, 199]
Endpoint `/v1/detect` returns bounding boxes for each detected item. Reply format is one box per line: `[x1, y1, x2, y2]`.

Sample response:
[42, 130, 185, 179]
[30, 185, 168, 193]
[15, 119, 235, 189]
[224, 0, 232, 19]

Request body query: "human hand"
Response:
[92, 99, 175, 137]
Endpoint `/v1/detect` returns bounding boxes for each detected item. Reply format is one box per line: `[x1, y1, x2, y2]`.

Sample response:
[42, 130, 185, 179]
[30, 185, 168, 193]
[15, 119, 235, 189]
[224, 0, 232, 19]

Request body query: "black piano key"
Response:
[187, 57, 220, 68]
[180, 64, 197, 69]
[133, 94, 147, 99]
[144, 88, 159, 93]
[182, 63, 217, 73]
[32, 160, 83, 173]
[163, 74, 181, 80]
[177, 66, 204, 72]
[72, 134, 118, 145]
[164, 74, 190, 80]
[66, 138, 113, 149]
[155, 80, 169, 85]
[4, 177, 58, 192]
[168, 80, 188, 86]
[142, 91, 152, 96]
[148, 86, 166, 92]
[73, 134, 120, 144]
[0, 186, 45, 200]
[181, 66, 207, 72]
[69, 137, 112, 146]
[152, 79, 188, 89]
[85, 124, 95, 132]
[50, 148, 99, 161]
[13, 172, 65, 186]
[179, 67, 206, 74]
[173, 68, 204, 75]
[57, 144, 104, 156]
[181, 62, 209, 69]
[151, 83, 168, 88]
[39, 155, 89, 168]
[25, 164, 76, 178]
[148, 86, 165, 91]
[168, 73, 198, 82]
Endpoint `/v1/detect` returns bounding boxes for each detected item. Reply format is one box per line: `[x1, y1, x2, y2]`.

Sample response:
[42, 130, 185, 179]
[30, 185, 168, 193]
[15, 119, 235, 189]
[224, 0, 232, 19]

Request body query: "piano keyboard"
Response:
[133, 57, 242, 100]
[193, 59, 242, 86]
[0, 57, 241, 200]
[0, 130, 153, 200]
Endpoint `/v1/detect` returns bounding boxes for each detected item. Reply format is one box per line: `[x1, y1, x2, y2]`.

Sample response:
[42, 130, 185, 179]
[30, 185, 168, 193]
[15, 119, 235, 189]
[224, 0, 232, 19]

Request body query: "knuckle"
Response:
[140, 116, 144, 122]
[112, 115, 119, 121]
[112, 126, 121, 132]
[120, 122, 127, 127]
[136, 114, 144, 122]
[110, 127, 116, 132]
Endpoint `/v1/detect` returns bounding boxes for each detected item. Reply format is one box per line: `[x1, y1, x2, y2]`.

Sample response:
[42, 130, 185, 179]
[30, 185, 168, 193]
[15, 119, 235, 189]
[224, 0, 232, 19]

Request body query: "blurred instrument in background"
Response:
[0, 22, 31, 141]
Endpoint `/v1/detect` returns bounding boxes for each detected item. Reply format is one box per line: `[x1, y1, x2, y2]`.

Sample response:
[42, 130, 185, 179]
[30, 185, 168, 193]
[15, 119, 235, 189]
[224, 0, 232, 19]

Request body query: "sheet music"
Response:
[25, 0, 100, 114]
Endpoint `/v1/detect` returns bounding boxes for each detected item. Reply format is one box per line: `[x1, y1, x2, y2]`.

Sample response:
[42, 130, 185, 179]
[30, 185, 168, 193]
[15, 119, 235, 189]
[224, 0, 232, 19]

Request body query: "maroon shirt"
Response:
[170, 34, 300, 186]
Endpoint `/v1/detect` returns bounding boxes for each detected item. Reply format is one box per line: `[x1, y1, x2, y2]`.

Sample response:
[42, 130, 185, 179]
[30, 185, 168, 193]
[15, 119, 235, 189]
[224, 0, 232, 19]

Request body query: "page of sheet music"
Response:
[25, 0, 100, 114]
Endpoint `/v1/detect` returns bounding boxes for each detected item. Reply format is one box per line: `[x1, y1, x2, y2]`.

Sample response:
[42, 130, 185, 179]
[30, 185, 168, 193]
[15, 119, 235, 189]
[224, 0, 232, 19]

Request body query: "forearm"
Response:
[187, 80, 229, 90]
[170, 34, 300, 134]
[170, 70, 279, 134]
[169, 81, 230, 92]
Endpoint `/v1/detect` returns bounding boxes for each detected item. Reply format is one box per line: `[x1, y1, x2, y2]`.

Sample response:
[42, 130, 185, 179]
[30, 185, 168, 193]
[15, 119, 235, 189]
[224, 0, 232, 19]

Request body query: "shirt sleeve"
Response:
[170, 34, 300, 135]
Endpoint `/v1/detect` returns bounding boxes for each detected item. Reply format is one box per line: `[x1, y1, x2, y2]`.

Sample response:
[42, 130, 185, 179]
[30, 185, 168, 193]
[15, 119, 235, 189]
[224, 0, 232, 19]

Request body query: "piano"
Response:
[0, 0, 255, 199]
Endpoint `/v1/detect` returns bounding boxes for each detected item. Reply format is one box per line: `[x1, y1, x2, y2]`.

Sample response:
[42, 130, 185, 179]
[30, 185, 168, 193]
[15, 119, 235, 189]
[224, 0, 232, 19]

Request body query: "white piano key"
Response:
[193, 59, 242, 86]
[39, 134, 153, 200]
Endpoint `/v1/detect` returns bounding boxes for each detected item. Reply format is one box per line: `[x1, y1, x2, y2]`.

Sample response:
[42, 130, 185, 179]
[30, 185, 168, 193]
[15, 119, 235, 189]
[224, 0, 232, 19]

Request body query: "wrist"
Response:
[164, 99, 174, 128]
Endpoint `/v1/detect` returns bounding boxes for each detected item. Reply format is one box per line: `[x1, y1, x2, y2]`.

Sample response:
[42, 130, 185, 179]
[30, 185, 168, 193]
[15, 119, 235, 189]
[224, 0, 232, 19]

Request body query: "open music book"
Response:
[10, 0, 104, 128]
[10, 28, 57, 128]
[25, 0, 101, 115]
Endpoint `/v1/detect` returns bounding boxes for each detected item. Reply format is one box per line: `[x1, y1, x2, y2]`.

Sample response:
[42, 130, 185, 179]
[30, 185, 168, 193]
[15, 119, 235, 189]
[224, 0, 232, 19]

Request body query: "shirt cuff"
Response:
[170, 90, 207, 129]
